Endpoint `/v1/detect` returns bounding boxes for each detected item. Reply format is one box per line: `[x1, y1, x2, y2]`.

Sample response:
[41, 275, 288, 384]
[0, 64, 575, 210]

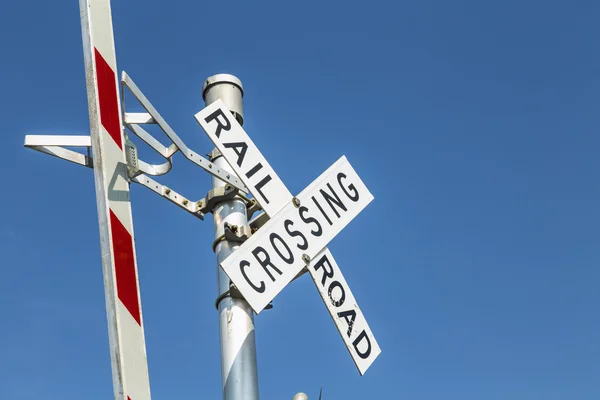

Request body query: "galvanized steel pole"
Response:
[204, 75, 260, 400]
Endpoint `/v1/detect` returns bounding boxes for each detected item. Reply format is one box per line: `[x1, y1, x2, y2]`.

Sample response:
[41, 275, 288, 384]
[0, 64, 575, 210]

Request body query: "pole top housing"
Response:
[202, 73, 244, 125]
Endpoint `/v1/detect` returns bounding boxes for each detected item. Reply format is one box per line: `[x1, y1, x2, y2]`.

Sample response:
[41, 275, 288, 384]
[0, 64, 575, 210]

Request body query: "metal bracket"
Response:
[214, 286, 273, 310]
[196, 185, 239, 215]
[245, 198, 262, 220]
[131, 175, 205, 220]
[248, 212, 269, 233]
[24, 135, 93, 168]
[211, 221, 252, 252]
[224, 222, 252, 243]
[23, 72, 256, 224]
[121, 72, 248, 193]
[207, 148, 222, 162]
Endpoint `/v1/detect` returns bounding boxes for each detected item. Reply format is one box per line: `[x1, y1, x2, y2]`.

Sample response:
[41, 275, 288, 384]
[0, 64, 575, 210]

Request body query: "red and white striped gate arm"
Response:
[79, 0, 151, 399]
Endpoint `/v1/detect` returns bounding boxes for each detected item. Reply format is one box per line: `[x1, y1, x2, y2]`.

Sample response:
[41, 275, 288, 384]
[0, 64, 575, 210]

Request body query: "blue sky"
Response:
[1, 0, 600, 399]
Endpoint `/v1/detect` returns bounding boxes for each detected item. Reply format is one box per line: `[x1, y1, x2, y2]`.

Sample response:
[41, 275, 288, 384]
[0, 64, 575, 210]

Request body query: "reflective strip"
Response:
[95, 48, 122, 149]
[110, 209, 141, 326]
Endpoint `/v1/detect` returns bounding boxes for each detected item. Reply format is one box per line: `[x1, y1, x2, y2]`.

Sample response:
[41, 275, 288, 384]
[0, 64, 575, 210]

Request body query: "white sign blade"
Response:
[221, 156, 373, 313]
[308, 249, 381, 375]
[194, 100, 292, 217]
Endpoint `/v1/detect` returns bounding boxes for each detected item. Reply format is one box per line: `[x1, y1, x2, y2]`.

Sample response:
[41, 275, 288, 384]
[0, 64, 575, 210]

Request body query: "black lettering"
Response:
[320, 183, 347, 218]
[240, 260, 265, 293]
[312, 196, 332, 226]
[204, 108, 231, 138]
[284, 219, 308, 250]
[337, 310, 356, 337]
[352, 330, 372, 359]
[337, 173, 359, 202]
[223, 141, 248, 167]
[269, 233, 294, 264]
[252, 246, 281, 282]
[299, 206, 322, 237]
[313, 255, 334, 286]
[245, 162, 263, 178]
[255, 175, 272, 204]
[328, 281, 346, 307]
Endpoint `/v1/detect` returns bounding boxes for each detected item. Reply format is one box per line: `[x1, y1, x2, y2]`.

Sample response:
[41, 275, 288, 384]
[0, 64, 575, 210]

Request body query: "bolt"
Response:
[292, 197, 301, 208]
[165, 188, 171, 195]
[229, 224, 238, 233]
[209, 163, 213, 168]
[226, 174, 231, 179]
[183, 199, 189, 205]
[302, 254, 311, 264]
[225, 184, 232, 191]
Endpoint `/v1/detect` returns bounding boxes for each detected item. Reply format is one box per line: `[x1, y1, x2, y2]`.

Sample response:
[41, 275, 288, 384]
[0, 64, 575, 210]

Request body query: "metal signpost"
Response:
[23, 0, 382, 398]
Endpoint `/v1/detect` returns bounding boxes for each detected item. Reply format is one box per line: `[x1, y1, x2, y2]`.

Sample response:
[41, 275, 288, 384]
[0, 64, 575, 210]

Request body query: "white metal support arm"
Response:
[24, 134, 206, 219]
[24, 135, 93, 168]
[121, 72, 248, 193]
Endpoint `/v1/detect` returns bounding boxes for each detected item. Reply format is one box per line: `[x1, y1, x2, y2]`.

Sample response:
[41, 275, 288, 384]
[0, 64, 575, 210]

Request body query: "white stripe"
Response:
[87, 0, 118, 68]
[118, 301, 151, 399]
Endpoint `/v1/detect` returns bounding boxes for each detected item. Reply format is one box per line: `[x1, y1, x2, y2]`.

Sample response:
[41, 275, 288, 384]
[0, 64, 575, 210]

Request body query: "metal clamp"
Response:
[214, 285, 273, 310]
[207, 148, 222, 162]
[211, 222, 252, 252]
[197, 185, 239, 215]
[245, 198, 262, 220]
[248, 212, 269, 233]
[224, 222, 252, 242]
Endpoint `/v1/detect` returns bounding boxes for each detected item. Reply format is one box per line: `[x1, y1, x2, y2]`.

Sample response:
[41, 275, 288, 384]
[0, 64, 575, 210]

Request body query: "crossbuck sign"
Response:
[196, 100, 381, 375]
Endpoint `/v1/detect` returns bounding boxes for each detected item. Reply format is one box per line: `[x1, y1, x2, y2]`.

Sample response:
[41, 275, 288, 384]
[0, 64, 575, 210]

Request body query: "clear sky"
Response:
[1, 1, 599, 399]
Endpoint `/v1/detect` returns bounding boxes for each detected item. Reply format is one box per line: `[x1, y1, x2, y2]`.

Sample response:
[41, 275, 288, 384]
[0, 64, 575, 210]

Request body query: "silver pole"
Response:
[204, 74, 259, 400]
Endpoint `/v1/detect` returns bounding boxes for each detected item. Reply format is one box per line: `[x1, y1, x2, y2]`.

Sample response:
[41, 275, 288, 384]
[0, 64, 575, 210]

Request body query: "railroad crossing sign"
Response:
[196, 100, 381, 375]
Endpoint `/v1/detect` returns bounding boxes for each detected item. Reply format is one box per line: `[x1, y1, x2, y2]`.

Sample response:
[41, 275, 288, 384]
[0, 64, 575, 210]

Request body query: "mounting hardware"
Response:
[302, 254, 311, 264]
[132, 175, 205, 220]
[197, 185, 239, 215]
[211, 222, 252, 252]
[224, 222, 252, 243]
[248, 212, 269, 233]
[208, 148, 222, 162]
[121, 72, 248, 192]
[214, 287, 273, 310]
[246, 198, 262, 220]
[292, 197, 301, 208]
[24, 135, 94, 168]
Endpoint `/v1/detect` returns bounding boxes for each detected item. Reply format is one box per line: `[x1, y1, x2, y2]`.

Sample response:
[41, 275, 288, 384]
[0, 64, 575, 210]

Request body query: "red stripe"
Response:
[95, 48, 122, 149]
[110, 210, 141, 325]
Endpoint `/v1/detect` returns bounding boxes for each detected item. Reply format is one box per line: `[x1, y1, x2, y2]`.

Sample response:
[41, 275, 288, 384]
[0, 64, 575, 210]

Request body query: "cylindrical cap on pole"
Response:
[293, 393, 309, 400]
[202, 73, 244, 125]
